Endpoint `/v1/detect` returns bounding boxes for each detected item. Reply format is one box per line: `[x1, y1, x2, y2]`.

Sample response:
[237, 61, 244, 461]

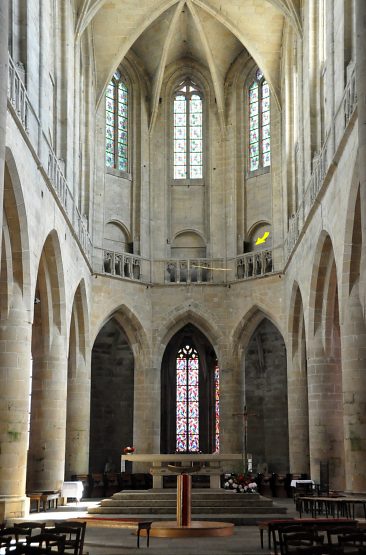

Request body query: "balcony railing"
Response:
[7, 54, 92, 262]
[284, 61, 357, 261]
[101, 249, 274, 284]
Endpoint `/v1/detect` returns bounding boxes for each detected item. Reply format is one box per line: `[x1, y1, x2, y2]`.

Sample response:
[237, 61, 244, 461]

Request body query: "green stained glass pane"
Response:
[106, 152, 114, 167]
[249, 81, 258, 91]
[190, 112, 202, 126]
[250, 156, 259, 171]
[119, 159, 127, 172]
[174, 127, 186, 139]
[250, 129, 258, 144]
[250, 102, 259, 116]
[106, 111, 114, 125]
[262, 124, 270, 139]
[118, 130, 128, 143]
[174, 166, 186, 179]
[106, 139, 114, 153]
[263, 151, 271, 166]
[118, 103, 128, 116]
[118, 117, 127, 130]
[174, 139, 186, 153]
[190, 166, 202, 179]
[106, 125, 114, 139]
[190, 139, 202, 153]
[250, 115, 259, 130]
[175, 94, 186, 102]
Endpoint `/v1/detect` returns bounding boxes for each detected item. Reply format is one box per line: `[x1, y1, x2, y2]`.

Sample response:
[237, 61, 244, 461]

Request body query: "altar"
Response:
[121, 453, 244, 489]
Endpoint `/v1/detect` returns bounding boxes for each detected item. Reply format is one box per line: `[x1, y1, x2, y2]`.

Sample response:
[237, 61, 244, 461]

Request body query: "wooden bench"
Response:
[27, 493, 43, 513]
[41, 492, 61, 511]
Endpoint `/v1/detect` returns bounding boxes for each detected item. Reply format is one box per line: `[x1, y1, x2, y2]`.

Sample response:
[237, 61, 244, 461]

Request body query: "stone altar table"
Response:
[121, 453, 244, 489]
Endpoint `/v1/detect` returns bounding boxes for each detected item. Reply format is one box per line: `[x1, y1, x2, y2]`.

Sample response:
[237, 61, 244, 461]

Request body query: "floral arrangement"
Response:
[123, 446, 135, 454]
[223, 473, 258, 493]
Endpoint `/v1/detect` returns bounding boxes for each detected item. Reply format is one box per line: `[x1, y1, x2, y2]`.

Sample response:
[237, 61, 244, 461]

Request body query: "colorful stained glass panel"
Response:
[188, 436, 199, 452]
[190, 166, 202, 179]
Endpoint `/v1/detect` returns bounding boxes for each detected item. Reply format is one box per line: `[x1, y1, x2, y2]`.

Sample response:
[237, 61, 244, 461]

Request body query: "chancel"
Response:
[1, 0, 366, 528]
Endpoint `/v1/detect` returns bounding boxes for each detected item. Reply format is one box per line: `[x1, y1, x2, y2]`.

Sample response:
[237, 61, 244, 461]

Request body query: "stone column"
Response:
[220, 355, 243, 473]
[27, 333, 68, 491]
[0, 0, 9, 261]
[64, 352, 91, 479]
[356, 0, 366, 201]
[0, 300, 32, 519]
[287, 339, 310, 475]
[307, 332, 345, 489]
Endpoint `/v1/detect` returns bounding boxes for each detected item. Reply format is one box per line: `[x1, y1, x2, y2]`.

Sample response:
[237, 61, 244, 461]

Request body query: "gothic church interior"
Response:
[0, 0, 365, 519]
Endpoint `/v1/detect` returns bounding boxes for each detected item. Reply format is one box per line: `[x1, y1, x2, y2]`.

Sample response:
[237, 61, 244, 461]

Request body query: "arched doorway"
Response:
[245, 318, 289, 473]
[161, 324, 219, 454]
[90, 318, 134, 473]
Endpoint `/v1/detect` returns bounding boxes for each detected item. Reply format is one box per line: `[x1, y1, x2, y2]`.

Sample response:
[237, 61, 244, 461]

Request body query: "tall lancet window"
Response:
[105, 70, 129, 172]
[173, 79, 203, 180]
[248, 69, 271, 172]
[176, 344, 200, 452]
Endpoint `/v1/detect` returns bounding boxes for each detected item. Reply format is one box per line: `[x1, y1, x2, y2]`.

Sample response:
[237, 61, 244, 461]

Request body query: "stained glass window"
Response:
[176, 344, 200, 452]
[248, 68, 271, 172]
[106, 69, 129, 172]
[214, 364, 220, 453]
[174, 79, 203, 180]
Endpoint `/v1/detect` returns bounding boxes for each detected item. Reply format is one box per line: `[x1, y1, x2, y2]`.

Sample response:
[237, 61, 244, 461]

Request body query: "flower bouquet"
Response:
[223, 473, 258, 493]
[123, 446, 135, 454]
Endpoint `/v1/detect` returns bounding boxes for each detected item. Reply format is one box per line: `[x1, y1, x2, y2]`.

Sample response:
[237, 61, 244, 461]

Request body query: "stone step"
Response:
[88, 505, 287, 515]
[111, 491, 264, 502]
[100, 498, 273, 508]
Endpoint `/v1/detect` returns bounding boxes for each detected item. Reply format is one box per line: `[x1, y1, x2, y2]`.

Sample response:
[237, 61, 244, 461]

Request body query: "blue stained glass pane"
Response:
[177, 419, 186, 434]
[263, 151, 271, 166]
[177, 402, 187, 419]
[106, 139, 114, 153]
[188, 435, 199, 452]
[250, 115, 259, 130]
[177, 386, 187, 401]
[188, 368, 198, 385]
[188, 386, 198, 402]
[189, 403, 199, 419]
[175, 166, 186, 179]
[190, 166, 202, 179]
[176, 435, 187, 451]
[250, 156, 259, 171]
[262, 81, 270, 98]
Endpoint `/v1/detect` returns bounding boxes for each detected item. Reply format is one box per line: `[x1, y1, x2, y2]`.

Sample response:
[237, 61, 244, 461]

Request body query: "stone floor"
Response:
[10, 497, 298, 555]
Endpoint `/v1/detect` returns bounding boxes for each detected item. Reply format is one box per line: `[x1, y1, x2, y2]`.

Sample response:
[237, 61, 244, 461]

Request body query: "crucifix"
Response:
[233, 406, 256, 474]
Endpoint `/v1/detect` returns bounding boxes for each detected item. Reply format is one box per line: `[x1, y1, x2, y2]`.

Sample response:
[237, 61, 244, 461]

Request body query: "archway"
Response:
[160, 324, 219, 456]
[89, 318, 134, 474]
[245, 318, 289, 473]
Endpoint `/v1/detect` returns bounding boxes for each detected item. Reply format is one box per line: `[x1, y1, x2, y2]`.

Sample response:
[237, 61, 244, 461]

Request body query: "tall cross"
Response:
[233, 406, 256, 474]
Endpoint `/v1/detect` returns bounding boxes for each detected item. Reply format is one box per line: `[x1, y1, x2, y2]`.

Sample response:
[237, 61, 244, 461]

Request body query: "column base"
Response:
[0, 495, 30, 520]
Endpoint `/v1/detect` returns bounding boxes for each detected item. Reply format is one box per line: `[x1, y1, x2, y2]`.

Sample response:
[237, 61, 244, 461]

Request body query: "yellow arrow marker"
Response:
[255, 231, 270, 245]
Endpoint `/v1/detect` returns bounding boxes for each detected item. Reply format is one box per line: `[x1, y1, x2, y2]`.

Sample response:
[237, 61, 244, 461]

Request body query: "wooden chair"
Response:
[327, 526, 360, 545]
[338, 531, 366, 553]
[53, 521, 86, 555]
[26, 533, 66, 554]
[282, 531, 324, 555]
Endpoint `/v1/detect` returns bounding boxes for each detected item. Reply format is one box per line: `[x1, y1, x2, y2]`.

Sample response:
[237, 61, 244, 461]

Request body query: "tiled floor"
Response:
[10, 498, 297, 555]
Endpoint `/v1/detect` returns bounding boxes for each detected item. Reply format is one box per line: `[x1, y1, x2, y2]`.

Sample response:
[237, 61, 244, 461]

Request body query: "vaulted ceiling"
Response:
[75, 0, 301, 115]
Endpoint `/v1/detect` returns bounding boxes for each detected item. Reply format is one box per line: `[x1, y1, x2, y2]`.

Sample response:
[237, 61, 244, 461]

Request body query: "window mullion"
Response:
[186, 95, 190, 179]
[114, 80, 119, 169]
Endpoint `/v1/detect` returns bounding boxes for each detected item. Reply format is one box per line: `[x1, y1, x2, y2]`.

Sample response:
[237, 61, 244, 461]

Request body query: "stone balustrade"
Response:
[7, 53, 92, 262]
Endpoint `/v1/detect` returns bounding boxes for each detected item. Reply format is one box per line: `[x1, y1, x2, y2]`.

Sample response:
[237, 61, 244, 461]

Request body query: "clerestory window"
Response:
[248, 68, 271, 172]
[173, 79, 203, 180]
[105, 70, 129, 172]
